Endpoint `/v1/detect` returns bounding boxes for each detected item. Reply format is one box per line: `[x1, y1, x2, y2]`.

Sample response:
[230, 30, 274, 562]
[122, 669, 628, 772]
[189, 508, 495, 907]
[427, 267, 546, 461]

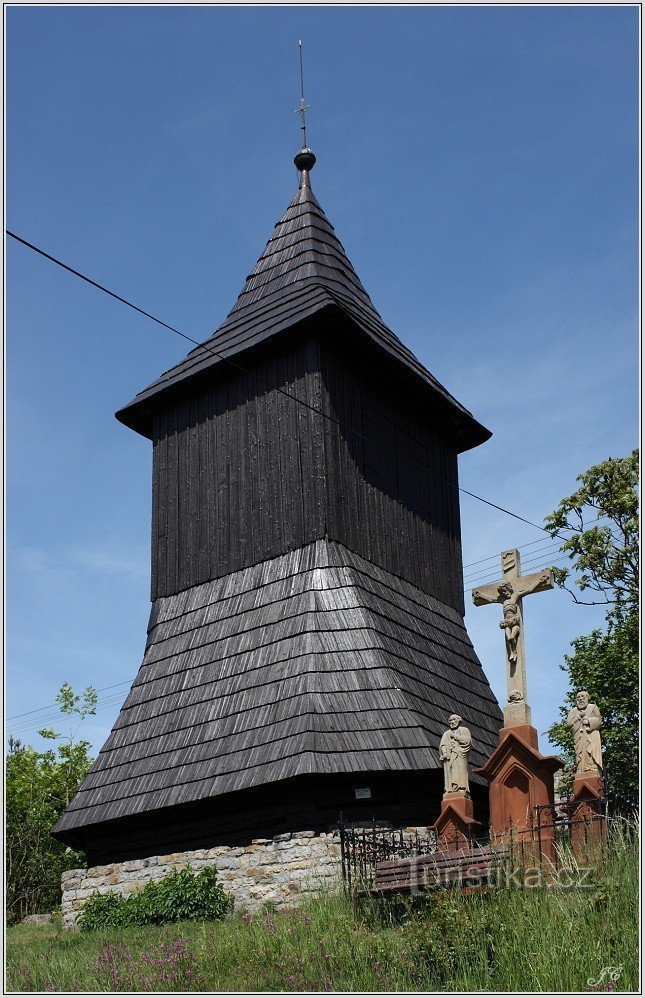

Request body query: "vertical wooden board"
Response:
[345, 357, 362, 553]
[272, 353, 295, 551]
[438, 430, 451, 604]
[444, 437, 458, 606]
[238, 373, 252, 568]
[197, 389, 210, 584]
[349, 350, 365, 479]
[247, 371, 259, 564]
[426, 427, 440, 599]
[380, 408, 397, 572]
[159, 409, 170, 600]
[226, 376, 245, 572]
[237, 371, 250, 569]
[187, 394, 201, 588]
[318, 344, 334, 541]
[266, 358, 284, 560]
[451, 453, 465, 614]
[176, 399, 191, 593]
[295, 342, 314, 540]
[206, 386, 218, 582]
[381, 410, 398, 502]
[151, 415, 159, 599]
[346, 359, 365, 552]
[419, 436, 432, 520]
[252, 364, 266, 561]
[438, 434, 451, 605]
[446, 446, 464, 612]
[395, 424, 408, 508]
[286, 348, 305, 550]
[215, 381, 231, 579]
[436, 434, 449, 606]
[303, 337, 326, 540]
[359, 371, 374, 560]
[290, 346, 308, 548]
[151, 411, 164, 600]
[324, 349, 348, 547]
[165, 404, 179, 599]
[417, 512, 433, 598]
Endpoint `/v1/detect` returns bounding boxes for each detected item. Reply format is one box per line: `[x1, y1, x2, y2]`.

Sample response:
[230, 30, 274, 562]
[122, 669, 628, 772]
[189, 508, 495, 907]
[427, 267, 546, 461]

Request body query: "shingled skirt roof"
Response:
[54, 540, 502, 837]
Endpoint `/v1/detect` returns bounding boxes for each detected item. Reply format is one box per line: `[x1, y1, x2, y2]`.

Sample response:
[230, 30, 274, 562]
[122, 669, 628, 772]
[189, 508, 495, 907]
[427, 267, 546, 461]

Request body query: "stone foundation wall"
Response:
[61, 830, 342, 927]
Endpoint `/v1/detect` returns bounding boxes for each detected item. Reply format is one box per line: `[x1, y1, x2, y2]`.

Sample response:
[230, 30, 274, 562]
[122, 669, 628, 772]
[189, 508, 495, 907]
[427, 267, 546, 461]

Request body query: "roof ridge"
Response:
[224, 177, 373, 320]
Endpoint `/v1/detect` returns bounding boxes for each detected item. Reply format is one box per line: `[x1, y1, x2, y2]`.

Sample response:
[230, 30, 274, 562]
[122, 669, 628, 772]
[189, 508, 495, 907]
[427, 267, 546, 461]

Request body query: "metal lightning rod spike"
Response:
[294, 39, 311, 149]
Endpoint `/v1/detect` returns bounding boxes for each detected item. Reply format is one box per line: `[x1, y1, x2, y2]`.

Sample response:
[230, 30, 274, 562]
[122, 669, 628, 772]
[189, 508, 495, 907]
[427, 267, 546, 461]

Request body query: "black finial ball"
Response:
[294, 147, 316, 172]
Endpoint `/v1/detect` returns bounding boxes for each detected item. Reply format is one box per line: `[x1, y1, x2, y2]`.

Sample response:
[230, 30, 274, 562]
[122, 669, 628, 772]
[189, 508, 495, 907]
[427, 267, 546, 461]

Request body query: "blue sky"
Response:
[7, 6, 638, 756]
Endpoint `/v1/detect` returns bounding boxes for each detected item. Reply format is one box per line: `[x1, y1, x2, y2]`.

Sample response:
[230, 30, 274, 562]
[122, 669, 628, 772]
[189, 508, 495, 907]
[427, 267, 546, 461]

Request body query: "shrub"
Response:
[6, 740, 93, 923]
[78, 866, 233, 932]
[6, 683, 98, 923]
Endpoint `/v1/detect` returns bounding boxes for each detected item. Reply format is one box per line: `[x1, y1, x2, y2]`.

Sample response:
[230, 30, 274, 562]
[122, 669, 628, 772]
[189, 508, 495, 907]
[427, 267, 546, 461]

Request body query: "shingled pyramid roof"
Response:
[117, 149, 490, 451]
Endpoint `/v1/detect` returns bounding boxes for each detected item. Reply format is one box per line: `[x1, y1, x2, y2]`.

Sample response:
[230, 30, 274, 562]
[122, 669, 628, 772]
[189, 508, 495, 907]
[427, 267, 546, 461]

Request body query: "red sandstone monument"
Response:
[431, 715, 483, 849]
[566, 692, 607, 854]
[471, 549, 563, 855]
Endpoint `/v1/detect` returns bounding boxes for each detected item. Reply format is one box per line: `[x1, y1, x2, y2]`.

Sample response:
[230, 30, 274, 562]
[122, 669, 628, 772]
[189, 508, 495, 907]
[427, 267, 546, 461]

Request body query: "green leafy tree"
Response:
[547, 605, 638, 812]
[544, 449, 638, 609]
[38, 682, 98, 804]
[6, 684, 97, 922]
[545, 451, 638, 813]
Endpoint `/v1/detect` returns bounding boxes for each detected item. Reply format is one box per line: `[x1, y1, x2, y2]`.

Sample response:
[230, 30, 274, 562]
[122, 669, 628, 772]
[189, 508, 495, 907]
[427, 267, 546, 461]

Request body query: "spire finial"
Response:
[294, 40, 310, 148]
[293, 40, 316, 178]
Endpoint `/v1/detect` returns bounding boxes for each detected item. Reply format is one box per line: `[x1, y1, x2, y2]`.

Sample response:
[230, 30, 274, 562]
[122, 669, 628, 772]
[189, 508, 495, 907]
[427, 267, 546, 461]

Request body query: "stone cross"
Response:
[471, 549, 553, 727]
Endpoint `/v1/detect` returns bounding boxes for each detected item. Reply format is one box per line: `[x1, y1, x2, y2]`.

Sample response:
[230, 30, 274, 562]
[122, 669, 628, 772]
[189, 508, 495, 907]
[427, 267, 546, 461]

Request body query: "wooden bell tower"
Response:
[54, 146, 502, 864]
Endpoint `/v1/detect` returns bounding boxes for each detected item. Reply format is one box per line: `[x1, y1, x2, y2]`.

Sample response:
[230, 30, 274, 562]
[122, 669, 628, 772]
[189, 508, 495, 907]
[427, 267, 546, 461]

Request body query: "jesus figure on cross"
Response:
[472, 549, 554, 727]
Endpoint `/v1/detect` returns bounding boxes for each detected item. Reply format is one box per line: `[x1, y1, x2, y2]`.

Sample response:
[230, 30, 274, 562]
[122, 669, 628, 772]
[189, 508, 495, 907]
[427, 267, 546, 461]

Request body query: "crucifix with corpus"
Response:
[472, 549, 554, 727]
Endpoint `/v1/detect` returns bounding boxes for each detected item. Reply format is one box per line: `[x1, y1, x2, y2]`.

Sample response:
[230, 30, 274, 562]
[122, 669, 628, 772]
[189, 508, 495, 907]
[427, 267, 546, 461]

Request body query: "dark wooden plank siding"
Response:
[151, 337, 327, 600]
[319, 336, 465, 613]
[151, 328, 465, 610]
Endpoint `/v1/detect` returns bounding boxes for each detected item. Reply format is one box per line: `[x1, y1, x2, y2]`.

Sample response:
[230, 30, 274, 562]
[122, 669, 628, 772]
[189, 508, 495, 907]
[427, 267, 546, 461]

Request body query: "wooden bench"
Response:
[355, 844, 508, 899]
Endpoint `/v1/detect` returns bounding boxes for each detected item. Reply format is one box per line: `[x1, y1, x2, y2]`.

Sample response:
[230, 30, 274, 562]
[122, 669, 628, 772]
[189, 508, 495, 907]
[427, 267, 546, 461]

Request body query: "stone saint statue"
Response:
[567, 691, 603, 776]
[439, 715, 472, 795]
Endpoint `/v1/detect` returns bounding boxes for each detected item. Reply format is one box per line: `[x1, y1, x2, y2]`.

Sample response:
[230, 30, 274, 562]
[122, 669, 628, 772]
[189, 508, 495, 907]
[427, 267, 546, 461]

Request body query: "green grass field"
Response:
[6, 823, 638, 993]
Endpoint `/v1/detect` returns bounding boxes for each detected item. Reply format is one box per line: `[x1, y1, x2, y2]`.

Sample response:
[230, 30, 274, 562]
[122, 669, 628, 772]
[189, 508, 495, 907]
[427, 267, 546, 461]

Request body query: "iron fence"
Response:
[338, 795, 610, 895]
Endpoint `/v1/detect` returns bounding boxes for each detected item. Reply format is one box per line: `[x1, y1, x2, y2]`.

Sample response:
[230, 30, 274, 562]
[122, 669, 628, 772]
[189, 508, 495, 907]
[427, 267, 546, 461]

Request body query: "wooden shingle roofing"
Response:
[116, 161, 491, 451]
[53, 539, 502, 839]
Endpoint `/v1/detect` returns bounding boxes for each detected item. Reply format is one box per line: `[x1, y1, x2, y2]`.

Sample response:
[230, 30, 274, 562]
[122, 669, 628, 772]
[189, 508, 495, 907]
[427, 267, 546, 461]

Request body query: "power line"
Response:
[6, 681, 130, 721]
[461, 532, 593, 583]
[463, 539, 563, 580]
[6, 695, 130, 737]
[7, 527, 610, 729]
[6, 229, 568, 541]
[462, 533, 556, 570]
[463, 551, 573, 593]
[461, 514, 613, 572]
[6, 230, 591, 733]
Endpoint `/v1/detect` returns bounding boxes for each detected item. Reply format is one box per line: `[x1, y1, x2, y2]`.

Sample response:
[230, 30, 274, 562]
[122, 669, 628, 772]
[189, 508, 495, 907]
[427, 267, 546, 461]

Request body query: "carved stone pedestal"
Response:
[570, 774, 607, 857]
[475, 725, 563, 862]
[430, 793, 482, 852]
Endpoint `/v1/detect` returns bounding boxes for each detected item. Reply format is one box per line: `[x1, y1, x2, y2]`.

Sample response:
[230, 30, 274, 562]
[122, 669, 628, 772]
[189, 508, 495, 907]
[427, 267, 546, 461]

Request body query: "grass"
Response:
[6, 820, 639, 993]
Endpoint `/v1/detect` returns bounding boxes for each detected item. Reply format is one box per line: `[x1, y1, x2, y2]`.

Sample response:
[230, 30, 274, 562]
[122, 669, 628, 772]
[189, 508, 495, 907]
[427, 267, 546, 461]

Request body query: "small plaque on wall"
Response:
[354, 787, 372, 800]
